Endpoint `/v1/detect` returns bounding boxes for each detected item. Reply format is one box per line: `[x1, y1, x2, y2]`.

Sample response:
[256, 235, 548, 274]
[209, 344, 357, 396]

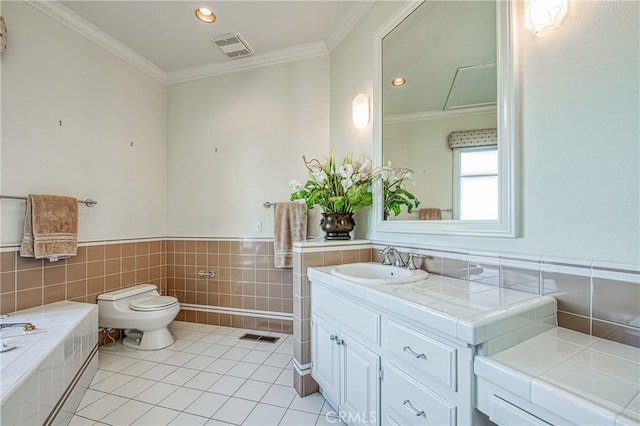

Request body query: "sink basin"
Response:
[330, 263, 428, 284]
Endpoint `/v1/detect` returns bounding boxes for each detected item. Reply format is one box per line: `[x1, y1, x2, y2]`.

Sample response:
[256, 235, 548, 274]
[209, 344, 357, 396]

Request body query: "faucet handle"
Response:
[406, 253, 426, 270]
[378, 246, 393, 265]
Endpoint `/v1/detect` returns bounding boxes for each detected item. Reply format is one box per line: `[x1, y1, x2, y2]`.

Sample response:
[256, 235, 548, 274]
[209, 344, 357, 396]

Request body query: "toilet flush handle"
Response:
[197, 270, 216, 278]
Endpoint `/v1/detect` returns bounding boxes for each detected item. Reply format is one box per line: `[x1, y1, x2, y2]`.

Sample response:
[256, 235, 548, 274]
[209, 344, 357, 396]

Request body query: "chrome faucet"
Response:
[388, 248, 406, 268]
[0, 322, 35, 331]
[406, 253, 426, 270]
[378, 246, 393, 265]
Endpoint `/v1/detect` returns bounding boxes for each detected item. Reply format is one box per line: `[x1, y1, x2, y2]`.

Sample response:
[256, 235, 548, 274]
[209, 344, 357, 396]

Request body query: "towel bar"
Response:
[263, 201, 273, 208]
[0, 195, 98, 207]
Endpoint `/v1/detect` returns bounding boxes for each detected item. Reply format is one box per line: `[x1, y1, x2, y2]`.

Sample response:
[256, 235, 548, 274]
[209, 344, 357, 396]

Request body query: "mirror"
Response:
[373, 0, 517, 237]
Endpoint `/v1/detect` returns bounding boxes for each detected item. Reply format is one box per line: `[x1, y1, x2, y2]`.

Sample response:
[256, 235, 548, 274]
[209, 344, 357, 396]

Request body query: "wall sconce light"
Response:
[524, 0, 568, 37]
[352, 93, 370, 130]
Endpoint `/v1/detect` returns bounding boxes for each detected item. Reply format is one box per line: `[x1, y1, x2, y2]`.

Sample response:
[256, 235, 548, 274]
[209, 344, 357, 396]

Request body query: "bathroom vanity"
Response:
[308, 264, 557, 425]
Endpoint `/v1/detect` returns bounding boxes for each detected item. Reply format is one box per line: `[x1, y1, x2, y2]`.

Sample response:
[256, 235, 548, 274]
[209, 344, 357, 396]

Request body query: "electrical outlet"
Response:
[255, 220, 262, 232]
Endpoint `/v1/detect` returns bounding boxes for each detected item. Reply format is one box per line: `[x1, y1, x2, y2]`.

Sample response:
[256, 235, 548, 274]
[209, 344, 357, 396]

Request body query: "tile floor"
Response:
[71, 321, 343, 426]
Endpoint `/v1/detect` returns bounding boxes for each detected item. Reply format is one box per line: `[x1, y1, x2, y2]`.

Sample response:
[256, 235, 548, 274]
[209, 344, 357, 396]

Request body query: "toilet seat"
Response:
[129, 296, 178, 312]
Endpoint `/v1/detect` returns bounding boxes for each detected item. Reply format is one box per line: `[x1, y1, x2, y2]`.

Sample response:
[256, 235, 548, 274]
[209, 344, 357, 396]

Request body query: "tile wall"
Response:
[165, 239, 293, 333]
[0, 238, 293, 334]
[0, 241, 165, 314]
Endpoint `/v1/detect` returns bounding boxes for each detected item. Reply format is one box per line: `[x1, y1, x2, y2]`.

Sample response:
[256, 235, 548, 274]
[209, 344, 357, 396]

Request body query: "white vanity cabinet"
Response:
[311, 285, 382, 426]
[308, 264, 557, 426]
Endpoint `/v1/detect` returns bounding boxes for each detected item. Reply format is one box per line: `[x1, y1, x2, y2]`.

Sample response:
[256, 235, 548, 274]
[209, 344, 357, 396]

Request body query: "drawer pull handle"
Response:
[403, 346, 427, 359]
[403, 399, 426, 417]
[330, 335, 337, 341]
[335, 338, 344, 346]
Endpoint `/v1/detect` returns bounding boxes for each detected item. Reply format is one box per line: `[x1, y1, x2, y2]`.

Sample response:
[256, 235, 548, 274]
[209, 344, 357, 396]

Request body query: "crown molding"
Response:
[384, 105, 497, 124]
[166, 41, 328, 84]
[325, 1, 375, 53]
[25, 0, 167, 83]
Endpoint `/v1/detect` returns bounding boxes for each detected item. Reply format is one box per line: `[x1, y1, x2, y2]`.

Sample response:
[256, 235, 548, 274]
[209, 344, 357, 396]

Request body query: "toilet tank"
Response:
[97, 284, 158, 301]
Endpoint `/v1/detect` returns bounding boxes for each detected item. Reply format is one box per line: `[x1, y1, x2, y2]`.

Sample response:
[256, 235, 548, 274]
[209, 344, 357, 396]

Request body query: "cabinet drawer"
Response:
[490, 396, 551, 426]
[384, 320, 456, 389]
[313, 285, 380, 345]
[384, 363, 456, 426]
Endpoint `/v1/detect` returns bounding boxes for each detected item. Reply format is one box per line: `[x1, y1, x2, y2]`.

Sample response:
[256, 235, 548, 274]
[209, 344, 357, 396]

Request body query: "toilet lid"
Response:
[129, 296, 178, 311]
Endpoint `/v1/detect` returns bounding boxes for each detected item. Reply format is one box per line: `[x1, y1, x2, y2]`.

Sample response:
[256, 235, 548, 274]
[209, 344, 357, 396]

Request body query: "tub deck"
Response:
[0, 301, 98, 425]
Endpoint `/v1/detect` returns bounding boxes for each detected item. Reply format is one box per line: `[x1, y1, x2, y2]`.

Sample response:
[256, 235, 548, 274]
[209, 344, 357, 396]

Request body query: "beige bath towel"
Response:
[20, 194, 78, 261]
[274, 202, 307, 269]
[418, 208, 442, 220]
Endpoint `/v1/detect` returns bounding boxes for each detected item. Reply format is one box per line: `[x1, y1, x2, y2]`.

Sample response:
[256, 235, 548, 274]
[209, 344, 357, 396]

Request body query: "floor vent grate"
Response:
[239, 333, 280, 343]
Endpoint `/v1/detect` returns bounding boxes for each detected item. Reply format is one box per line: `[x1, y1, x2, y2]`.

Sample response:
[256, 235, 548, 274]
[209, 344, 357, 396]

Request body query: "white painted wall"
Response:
[166, 57, 330, 238]
[0, 1, 167, 244]
[330, 0, 640, 264]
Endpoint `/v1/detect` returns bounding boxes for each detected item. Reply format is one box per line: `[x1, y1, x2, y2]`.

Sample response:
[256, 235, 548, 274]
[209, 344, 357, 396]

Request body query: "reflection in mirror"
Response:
[382, 0, 497, 221]
[373, 0, 517, 237]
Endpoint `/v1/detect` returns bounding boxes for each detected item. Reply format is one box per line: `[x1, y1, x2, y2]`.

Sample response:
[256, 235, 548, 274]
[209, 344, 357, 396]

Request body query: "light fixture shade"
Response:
[352, 93, 370, 130]
[524, 0, 568, 37]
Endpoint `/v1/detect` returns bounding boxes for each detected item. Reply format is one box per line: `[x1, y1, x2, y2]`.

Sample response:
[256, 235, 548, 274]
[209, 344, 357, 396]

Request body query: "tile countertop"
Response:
[307, 265, 557, 346]
[475, 327, 640, 425]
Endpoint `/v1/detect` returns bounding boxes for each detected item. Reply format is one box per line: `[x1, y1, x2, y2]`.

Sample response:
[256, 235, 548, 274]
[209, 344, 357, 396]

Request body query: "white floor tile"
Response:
[211, 396, 257, 425]
[183, 341, 214, 354]
[203, 344, 232, 358]
[188, 354, 218, 371]
[208, 375, 246, 396]
[77, 389, 106, 411]
[264, 353, 292, 368]
[100, 399, 153, 426]
[110, 377, 156, 399]
[161, 366, 199, 386]
[163, 351, 197, 367]
[315, 413, 346, 426]
[120, 360, 157, 377]
[213, 326, 235, 335]
[251, 365, 284, 383]
[131, 406, 180, 426]
[199, 334, 225, 344]
[139, 363, 178, 381]
[158, 387, 203, 411]
[90, 373, 134, 393]
[243, 403, 287, 426]
[226, 361, 260, 379]
[184, 331, 209, 341]
[235, 340, 260, 350]
[205, 358, 238, 374]
[242, 350, 271, 365]
[261, 384, 297, 408]
[90, 369, 114, 386]
[217, 335, 242, 347]
[279, 409, 319, 426]
[275, 369, 293, 387]
[144, 348, 179, 363]
[167, 339, 196, 352]
[289, 392, 326, 414]
[221, 347, 251, 361]
[233, 379, 272, 402]
[69, 414, 95, 425]
[184, 391, 229, 418]
[170, 412, 210, 426]
[97, 352, 119, 369]
[254, 342, 278, 353]
[76, 394, 129, 422]
[134, 382, 179, 405]
[183, 371, 222, 391]
[275, 343, 293, 356]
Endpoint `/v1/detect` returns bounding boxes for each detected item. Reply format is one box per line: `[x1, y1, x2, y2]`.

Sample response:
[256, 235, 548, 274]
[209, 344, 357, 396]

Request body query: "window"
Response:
[454, 146, 498, 220]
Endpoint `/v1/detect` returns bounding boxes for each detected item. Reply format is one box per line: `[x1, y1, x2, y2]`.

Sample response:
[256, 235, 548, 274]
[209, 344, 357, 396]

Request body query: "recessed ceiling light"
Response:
[391, 78, 406, 87]
[195, 7, 216, 23]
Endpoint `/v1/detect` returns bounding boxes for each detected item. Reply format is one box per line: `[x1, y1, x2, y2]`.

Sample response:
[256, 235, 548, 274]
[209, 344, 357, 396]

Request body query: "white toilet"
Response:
[97, 284, 180, 350]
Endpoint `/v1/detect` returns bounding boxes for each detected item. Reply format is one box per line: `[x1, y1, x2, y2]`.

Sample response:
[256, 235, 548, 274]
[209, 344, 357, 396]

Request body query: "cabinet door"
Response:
[339, 331, 380, 426]
[311, 315, 340, 403]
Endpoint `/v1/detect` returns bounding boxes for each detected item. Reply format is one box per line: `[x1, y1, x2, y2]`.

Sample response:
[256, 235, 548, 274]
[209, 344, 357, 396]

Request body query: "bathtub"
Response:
[0, 301, 98, 426]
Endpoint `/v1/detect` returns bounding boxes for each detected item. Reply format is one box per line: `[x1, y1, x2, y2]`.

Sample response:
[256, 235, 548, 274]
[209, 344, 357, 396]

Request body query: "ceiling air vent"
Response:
[211, 33, 254, 59]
